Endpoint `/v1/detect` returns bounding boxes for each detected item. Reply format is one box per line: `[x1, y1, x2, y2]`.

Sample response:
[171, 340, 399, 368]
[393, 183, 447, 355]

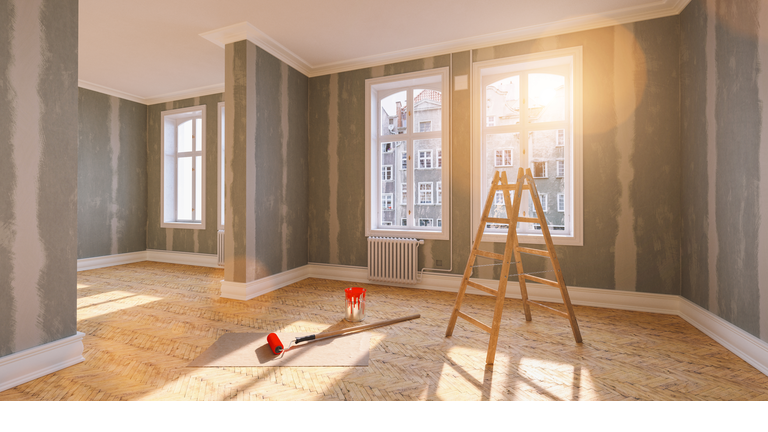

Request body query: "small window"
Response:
[419, 218, 434, 227]
[401, 183, 407, 204]
[382, 193, 393, 211]
[557, 129, 565, 146]
[539, 193, 548, 212]
[401, 218, 407, 226]
[382, 165, 393, 181]
[401, 150, 407, 170]
[558, 193, 565, 212]
[437, 181, 442, 204]
[382, 221, 392, 226]
[487, 116, 495, 127]
[437, 150, 442, 168]
[419, 121, 432, 132]
[418, 182, 433, 204]
[495, 149, 513, 167]
[532, 161, 547, 178]
[382, 142, 393, 153]
[557, 160, 564, 178]
[494, 191, 504, 205]
[437, 219, 442, 227]
[418, 150, 433, 169]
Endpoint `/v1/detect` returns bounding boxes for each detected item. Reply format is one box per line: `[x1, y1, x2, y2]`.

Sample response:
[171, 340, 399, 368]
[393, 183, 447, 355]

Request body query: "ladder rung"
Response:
[528, 300, 569, 317]
[483, 217, 511, 225]
[517, 217, 540, 224]
[522, 274, 561, 288]
[473, 249, 505, 260]
[495, 184, 530, 191]
[456, 311, 492, 333]
[516, 247, 550, 257]
[466, 280, 498, 296]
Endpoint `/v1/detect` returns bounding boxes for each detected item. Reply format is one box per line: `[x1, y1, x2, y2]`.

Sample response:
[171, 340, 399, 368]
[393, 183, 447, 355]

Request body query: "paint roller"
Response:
[266, 314, 420, 355]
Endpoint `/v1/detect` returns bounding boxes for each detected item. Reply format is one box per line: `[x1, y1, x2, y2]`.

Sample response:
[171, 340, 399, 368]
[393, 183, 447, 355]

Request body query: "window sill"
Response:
[481, 231, 582, 246]
[161, 221, 206, 230]
[368, 228, 448, 241]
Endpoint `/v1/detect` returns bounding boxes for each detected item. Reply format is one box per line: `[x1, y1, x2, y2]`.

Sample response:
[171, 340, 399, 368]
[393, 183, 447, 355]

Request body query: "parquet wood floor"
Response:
[2, 261, 767, 401]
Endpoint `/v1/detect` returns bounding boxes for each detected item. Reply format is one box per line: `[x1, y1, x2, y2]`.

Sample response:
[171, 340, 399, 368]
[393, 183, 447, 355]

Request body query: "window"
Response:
[382, 221, 392, 226]
[494, 190, 504, 205]
[418, 182, 433, 204]
[472, 47, 582, 246]
[418, 150, 433, 169]
[161, 105, 206, 229]
[382, 193, 393, 211]
[437, 219, 442, 227]
[539, 193, 548, 212]
[419, 218, 433, 227]
[495, 149, 513, 167]
[217, 102, 225, 230]
[382, 165, 393, 181]
[365, 68, 449, 240]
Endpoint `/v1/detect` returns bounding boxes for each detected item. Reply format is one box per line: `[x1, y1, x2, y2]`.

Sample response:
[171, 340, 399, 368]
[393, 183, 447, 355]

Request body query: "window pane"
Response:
[413, 89, 441, 133]
[178, 119, 193, 152]
[381, 91, 407, 135]
[195, 155, 202, 222]
[414, 139, 440, 231]
[195, 118, 202, 151]
[485, 132, 519, 189]
[528, 130, 564, 229]
[379, 141, 405, 228]
[177, 156, 192, 221]
[487, 76, 519, 126]
[528, 73, 564, 123]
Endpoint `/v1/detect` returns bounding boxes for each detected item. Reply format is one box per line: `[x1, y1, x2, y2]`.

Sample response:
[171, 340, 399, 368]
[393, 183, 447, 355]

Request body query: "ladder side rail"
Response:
[511, 167, 533, 321]
[524, 168, 582, 343]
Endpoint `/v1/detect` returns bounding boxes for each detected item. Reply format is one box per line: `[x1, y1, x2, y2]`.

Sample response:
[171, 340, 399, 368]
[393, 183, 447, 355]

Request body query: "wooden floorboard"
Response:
[2, 261, 767, 401]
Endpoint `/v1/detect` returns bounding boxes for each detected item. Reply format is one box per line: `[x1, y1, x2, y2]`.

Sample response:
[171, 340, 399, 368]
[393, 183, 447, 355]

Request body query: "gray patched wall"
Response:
[0, 0, 78, 357]
[681, 0, 768, 342]
[78, 88, 148, 259]
[308, 17, 681, 295]
[146, 93, 223, 255]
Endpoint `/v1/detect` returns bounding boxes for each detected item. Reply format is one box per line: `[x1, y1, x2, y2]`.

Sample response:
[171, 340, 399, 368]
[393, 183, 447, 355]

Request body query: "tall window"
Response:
[365, 68, 449, 240]
[162, 105, 206, 229]
[473, 47, 582, 245]
[217, 102, 225, 230]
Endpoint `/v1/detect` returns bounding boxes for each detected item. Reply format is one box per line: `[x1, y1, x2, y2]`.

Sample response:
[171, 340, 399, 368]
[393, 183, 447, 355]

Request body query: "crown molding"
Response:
[143, 83, 225, 106]
[78, 80, 146, 104]
[199, 21, 312, 77]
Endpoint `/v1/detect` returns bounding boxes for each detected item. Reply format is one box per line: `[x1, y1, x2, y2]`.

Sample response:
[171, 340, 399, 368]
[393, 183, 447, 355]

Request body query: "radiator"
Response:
[367, 237, 424, 284]
[217, 230, 225, 267]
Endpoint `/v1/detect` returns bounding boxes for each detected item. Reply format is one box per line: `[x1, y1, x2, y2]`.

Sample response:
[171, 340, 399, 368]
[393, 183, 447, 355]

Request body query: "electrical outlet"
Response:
[436, 260, 443, 267]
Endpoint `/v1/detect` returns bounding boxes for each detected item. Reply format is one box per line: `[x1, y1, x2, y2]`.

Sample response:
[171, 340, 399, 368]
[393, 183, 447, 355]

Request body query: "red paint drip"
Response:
[345, 287, 366, 310]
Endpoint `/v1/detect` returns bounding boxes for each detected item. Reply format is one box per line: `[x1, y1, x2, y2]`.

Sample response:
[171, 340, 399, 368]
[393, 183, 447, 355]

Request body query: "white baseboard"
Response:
[78, 250, 219, 272]
[220, 265, 311, 301]
[0, 332, 85, 393]
[77, 251, 147, 271]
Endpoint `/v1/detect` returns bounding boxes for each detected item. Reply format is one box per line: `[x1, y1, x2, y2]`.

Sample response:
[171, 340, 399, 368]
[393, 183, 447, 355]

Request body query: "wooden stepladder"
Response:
[445, 168, 582, 365]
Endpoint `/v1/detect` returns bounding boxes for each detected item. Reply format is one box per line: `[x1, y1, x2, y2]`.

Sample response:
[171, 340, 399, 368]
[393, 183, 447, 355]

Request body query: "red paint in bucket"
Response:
[345, 287, 366, 322]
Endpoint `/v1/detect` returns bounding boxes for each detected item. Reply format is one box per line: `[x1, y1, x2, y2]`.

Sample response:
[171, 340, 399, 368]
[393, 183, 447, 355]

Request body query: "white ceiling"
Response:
[78, 0, 690, 104]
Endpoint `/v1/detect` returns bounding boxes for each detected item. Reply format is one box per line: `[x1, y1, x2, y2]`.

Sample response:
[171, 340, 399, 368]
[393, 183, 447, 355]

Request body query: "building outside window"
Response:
[418, 182, 433, 204]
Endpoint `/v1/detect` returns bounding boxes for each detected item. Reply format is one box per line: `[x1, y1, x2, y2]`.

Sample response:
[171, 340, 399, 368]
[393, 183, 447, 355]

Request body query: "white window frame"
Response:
[557, 159, 565, 178]
[418, 150, 433, 169]
[437, 181, 442, 204]
[495, 148, 513, 167]
[539, 193, 548, 212]
[557, 128, 565, 146]
[472, 47, 583, 246]
[401, 150, 407, 170]
[382, 193, 393, 211]
[365, 68, 450, 240]
[419, 121, 432, 132]
[161, 105, 207, 230]
[418, 218, 434, 227]
[217, 102, 225, 230]
[532, 161, 548, 178]
[437, 150, 442, 168]
[558, 193, 565, 212]
[494, 190, 504, 205]
[418, 182, 434, 205]
[400, 183, 407, 204]
[382, 142, 393, 153]
[382, 165, 393, 182]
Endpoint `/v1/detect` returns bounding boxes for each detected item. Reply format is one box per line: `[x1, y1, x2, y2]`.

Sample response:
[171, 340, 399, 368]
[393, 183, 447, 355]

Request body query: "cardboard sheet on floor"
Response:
[188, 332, 370, 367]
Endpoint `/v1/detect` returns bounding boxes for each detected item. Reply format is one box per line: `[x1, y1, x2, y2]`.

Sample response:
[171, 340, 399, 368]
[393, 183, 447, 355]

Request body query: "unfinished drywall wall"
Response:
[308, 16, 681, 294]
[0, 0, 78, 357]
[681, 0, 765, 340]
[78, 88, 148, 259]
[146, 93, 223, 255]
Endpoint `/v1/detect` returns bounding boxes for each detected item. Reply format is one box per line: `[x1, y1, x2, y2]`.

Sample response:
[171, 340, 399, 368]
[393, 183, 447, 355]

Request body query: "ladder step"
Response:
[483, 217, 511, 225]
[494, 184, 530, 191]
[522, 274, 561, 288]
[528, 300, 569, 317]
[518, 217, 541, 224]
[473, 249, 504, 260]
[516, 247, 551, 257]
[456, 311, 492, 333]
[466, 280, 498, 296]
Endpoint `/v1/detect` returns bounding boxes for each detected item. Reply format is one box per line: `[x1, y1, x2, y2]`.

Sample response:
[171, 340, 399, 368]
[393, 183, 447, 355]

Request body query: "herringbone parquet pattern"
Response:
[2, 261, 767, 401]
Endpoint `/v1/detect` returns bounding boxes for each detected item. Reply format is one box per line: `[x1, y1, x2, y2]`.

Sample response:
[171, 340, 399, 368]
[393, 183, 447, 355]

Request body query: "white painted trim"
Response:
[679, 298, 768, 376]
[220, 266, 310, 301]
[79, 81, 225, 107]
[199, 22, 311, 77]
[78, 80, 146, 104]
[0, 332, 85, 393]
[77, 251, 147, 272]
[145, 250, 219, 268]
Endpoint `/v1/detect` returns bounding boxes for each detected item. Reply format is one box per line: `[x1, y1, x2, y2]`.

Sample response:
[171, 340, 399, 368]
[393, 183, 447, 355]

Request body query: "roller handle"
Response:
[295, 334, 316, 344]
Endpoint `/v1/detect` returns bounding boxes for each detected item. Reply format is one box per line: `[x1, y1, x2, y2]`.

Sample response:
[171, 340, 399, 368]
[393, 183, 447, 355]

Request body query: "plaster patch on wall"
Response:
[281, 62, 290, 271]
[759, 0, 768, 341]
[328, 73, 340, 264]
[10, 0, 44, 352]
[613, 24, 638, 292]
[109, 97, 120, 255]
[706, 0, 719, 315]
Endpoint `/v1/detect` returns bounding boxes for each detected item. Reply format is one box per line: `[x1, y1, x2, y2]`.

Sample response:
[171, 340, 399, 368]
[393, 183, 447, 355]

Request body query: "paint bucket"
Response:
[344, 287, 366, 322]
